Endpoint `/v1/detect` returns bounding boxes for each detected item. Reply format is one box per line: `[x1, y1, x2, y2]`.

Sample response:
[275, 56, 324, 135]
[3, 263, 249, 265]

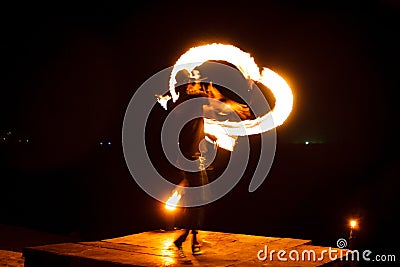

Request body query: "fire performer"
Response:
[172, 78, 208, 257]
[173, 75, 251, 257]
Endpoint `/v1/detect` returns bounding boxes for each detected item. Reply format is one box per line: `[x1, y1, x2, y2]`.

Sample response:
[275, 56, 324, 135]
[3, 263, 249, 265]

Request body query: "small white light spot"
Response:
[305, 141, 309, 145]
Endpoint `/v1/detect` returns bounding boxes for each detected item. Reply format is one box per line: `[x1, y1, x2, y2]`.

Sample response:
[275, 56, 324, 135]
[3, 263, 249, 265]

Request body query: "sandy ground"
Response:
[0, 224, 77, 267]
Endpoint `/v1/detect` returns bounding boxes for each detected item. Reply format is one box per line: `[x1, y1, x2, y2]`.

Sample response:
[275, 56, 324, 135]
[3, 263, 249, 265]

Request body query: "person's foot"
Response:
[191, 240, 201, 255]
[174, 240, 186, 258]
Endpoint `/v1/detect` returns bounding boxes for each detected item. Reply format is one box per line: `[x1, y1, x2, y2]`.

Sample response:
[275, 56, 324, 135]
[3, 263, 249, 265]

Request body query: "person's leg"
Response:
[191, 229, 201, 253]
[189, 208, 202, 254]
[174, 158, 207, 254]
[186, 167, 207, 254]
[174, 229, 189, 258]
[174, 229, 190, 248]
[191, 229, 198, 243]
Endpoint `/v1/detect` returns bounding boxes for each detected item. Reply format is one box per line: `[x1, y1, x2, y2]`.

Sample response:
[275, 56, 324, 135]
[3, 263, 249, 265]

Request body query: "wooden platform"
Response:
[23, 230, 350, 266]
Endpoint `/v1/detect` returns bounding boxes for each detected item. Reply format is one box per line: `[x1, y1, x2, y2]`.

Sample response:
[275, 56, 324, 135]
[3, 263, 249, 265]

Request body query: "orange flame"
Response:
[185, 82, 250, 151]
[160, 43, 293, 151]
[165, 191, 181, 210]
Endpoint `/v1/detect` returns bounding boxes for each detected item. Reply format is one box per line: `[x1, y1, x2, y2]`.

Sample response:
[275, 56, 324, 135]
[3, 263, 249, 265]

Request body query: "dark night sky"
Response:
[1, 0, 399, 253]
[2, 1, 399, 151]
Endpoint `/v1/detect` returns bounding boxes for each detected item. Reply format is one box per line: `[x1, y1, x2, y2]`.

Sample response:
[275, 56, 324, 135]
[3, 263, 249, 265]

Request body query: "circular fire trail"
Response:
[167, 43, 293, 139]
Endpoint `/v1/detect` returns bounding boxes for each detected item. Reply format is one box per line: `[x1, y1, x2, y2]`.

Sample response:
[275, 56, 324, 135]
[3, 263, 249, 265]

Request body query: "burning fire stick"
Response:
[164, 190, 182, 231]
[165, 190, 181, 211]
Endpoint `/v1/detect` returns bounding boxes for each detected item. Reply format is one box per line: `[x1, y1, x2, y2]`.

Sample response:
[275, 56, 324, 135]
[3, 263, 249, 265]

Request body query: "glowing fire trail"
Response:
[158, 43, 294, 151]
[161, 43, 294, 207]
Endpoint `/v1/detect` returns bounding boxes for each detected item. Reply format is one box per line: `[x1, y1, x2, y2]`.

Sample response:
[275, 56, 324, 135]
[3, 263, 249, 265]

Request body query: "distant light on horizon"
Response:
[99, 141, 111, 146]
[350, 219, 357, 229]
[292, 139, 326, 145]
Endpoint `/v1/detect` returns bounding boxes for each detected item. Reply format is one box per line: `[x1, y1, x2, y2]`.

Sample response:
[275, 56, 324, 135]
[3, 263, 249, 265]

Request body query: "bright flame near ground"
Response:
[165, 191, 181, 210]
[161, 43, 293, 150]
[350, 220, 357, 229]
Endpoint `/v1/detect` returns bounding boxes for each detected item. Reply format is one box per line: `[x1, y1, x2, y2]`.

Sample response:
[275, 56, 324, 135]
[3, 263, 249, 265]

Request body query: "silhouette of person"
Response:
[172, 79, 250, 257]
[173, 82, 208, 256]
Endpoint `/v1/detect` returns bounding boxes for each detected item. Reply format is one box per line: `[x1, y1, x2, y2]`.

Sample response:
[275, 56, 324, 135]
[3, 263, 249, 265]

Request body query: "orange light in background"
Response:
[350, 220, 357, 229]
[165, 191, 181, 211]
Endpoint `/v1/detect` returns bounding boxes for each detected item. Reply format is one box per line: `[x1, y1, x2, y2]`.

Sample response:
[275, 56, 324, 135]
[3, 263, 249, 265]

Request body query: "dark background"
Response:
[1, 0, 399, 259]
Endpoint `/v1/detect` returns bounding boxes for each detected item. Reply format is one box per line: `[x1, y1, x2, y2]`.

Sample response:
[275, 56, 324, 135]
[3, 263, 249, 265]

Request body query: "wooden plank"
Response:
[23, 230, 349, 267]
